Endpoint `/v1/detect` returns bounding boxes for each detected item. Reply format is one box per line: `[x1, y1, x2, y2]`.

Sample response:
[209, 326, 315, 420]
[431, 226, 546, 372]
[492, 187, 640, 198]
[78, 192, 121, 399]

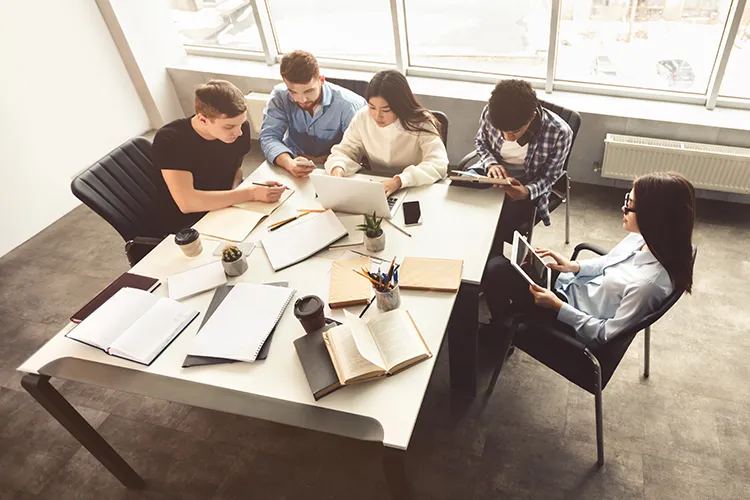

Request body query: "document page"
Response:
[67, 288, 158, 350]
[344, 310, 385, 370]
[327, 324, 383, 381]
[368, 310, 428, 371]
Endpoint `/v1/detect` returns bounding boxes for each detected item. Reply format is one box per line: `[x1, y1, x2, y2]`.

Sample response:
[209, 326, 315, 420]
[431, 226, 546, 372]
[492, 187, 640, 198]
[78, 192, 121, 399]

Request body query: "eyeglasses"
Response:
[623, 193, 636, 214]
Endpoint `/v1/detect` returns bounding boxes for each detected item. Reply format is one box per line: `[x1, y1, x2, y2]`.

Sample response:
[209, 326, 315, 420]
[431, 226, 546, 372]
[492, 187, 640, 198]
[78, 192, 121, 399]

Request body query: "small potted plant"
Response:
[357, 211, 385, 252]
[221, 244, 248, 277]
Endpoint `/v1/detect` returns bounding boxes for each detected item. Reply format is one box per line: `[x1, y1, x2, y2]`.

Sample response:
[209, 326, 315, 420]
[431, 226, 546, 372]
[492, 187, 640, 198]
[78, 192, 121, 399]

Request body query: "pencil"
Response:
[252, 182, 288, 190]
[350, 250, 387, 263]
[385, 218, 412, 237]
[297, 208, 326, 213]
[359, 296, 376, 318]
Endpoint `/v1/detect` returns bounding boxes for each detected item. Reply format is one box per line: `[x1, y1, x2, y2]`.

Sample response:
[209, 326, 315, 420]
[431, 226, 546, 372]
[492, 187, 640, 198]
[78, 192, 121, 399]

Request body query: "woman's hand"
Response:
[529, 283, 564, 311]
[535, 248, 580, 273]
[381, 176, 402, 197]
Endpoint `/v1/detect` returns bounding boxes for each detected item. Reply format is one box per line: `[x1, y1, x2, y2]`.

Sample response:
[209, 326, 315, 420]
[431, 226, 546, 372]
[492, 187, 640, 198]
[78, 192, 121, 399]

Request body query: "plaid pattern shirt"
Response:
[475, 105, 573, 226]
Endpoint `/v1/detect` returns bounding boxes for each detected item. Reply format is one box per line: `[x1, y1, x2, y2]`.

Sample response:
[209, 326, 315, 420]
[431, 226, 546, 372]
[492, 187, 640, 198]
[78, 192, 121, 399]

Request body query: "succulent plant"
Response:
[222, 244, 242, 263]
[356, 212, 384, 238]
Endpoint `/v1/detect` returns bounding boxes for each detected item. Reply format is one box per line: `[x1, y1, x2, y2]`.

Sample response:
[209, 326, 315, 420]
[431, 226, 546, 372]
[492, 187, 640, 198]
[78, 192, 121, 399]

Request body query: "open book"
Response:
[66, 287, 199, 365]
[193, 186, 294, 242]
[322, 309, 432, 385]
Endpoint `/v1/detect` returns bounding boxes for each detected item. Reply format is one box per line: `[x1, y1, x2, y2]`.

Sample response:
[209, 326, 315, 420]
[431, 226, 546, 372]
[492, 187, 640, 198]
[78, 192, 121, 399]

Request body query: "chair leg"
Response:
[584, 349, 604, 467]
[565, 175, 570, 245]
[644, 326, 651, 378]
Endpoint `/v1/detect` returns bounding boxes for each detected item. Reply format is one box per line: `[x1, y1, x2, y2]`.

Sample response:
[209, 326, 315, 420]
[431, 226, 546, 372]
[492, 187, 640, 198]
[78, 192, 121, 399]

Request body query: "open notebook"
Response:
[186, 283, 296, 362]
[262, 210, 348, 271]
[66, 287, 199, 365]
[322, 309, 432, 385]
[193, 187, 294, 242]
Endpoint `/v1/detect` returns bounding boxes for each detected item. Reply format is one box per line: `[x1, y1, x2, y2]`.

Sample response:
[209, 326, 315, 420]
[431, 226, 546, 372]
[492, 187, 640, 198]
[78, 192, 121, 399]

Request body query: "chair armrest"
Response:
[571, 242, 607, 260]
[457, 150, 479, 171]
[125, 237, 163, 266]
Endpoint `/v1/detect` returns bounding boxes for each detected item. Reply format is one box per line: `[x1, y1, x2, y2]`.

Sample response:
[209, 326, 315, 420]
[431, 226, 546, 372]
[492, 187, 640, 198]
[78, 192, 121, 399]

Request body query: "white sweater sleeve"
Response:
[325, 111, 365, 176]
[396, 125, 449, 188]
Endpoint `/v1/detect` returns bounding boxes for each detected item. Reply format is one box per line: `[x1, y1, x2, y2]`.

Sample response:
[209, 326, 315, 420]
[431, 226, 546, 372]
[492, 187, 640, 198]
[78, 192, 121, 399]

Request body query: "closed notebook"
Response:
[329, 214, 365, 249]
[182, 281, 289, 367]
[293, 321, 342, 400]
[262, 210, 348, 271]
[398, 257, 463, 292]
[328, 256, 371, 309]
[186, 283, 296, 362]
[66, 287, 198, 365]
[168, 260, 227, 301]
[71, 272, 160, 323]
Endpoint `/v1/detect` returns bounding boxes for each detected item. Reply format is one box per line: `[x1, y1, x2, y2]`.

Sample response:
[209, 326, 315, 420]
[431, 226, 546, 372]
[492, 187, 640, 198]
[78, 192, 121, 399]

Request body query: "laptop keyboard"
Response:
[387, 197, 397, 208]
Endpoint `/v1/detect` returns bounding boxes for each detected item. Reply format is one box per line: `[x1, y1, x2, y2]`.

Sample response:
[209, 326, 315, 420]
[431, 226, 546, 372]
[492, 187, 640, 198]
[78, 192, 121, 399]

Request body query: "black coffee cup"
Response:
[294, 295, 325, 334]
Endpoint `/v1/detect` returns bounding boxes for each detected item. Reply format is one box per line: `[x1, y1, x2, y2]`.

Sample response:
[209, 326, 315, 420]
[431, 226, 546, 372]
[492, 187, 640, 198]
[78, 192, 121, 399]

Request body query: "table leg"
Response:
[447, 282, 478, 397]
[382, 447, 413, 500]
[21, 374, 145, 489]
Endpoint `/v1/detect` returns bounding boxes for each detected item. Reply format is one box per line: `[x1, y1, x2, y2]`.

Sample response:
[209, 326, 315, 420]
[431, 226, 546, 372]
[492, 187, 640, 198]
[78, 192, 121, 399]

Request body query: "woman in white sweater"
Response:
[324, 70, 449, 196]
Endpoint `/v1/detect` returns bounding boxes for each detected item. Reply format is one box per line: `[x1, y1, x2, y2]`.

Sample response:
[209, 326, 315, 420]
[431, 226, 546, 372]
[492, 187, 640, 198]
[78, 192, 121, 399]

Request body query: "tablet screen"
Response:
[513, 233, 549, 288]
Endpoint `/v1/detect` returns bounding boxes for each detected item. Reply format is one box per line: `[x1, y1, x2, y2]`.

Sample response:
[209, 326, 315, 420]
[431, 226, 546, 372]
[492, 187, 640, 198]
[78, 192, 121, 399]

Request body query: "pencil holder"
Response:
[375, 284, 401, 312]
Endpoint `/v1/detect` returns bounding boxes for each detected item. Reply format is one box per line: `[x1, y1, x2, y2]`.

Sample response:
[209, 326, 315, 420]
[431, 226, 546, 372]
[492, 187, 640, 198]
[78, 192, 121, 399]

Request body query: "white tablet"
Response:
[510, 231, 551, 289]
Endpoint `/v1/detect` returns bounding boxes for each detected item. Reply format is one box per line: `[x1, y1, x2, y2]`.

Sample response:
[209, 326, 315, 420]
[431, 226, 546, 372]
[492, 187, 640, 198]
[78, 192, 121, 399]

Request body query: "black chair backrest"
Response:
[326, 77, 368, 99]
[538, 99, 582, 173]
[70, 137, 171, 243]
[431, 110, 449, 146]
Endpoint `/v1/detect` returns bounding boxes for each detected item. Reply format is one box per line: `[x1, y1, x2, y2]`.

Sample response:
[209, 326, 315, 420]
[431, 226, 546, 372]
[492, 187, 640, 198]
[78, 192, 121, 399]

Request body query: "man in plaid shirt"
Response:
[471, 80, 573, 256]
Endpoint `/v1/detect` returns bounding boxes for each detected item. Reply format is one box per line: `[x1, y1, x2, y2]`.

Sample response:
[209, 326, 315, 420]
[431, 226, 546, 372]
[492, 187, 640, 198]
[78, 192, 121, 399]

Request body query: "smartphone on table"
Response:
[402, 200, 422, 226]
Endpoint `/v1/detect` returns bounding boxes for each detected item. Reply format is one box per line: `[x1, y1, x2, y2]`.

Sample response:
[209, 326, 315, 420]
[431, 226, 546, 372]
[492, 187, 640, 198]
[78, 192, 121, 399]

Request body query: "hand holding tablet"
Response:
[510, 231, 551, 289]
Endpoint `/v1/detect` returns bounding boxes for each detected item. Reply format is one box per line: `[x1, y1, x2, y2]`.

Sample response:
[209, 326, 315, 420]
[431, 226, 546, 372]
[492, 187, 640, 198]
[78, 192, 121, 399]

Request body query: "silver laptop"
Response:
[310, 174, 406, 219]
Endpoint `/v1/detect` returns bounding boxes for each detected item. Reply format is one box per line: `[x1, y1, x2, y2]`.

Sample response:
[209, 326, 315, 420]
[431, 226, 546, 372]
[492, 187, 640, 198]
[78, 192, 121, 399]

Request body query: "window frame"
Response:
[176, 0, 750, 111]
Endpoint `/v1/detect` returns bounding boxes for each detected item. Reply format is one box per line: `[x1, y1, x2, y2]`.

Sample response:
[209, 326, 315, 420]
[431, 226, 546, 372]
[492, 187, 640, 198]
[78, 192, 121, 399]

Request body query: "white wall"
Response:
[0, 0, 151, 257]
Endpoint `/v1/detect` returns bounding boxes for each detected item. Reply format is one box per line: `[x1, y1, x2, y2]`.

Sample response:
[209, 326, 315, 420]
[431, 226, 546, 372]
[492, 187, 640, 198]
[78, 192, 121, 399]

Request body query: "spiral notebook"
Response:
[185, 283, 296, 362]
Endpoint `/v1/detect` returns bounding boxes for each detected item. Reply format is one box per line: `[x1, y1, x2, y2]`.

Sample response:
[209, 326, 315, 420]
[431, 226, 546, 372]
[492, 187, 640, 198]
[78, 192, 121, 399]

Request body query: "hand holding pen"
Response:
[250, 181, 287, 203]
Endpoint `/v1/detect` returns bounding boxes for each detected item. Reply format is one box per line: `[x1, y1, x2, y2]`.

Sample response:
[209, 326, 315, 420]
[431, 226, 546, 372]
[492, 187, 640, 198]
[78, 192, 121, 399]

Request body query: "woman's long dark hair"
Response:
[366, 70, 440, 136]
[633, 172, 696, 293]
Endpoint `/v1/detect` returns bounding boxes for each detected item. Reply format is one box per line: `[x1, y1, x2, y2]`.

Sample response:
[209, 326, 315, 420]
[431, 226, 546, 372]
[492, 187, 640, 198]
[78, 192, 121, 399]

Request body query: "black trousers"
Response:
[490, 198, 536, 257]
[482, 255, 573, 335]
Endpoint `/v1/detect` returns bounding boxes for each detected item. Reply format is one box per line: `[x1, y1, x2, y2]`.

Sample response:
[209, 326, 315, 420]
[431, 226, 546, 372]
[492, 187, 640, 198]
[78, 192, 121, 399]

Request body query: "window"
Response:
[556, 0, 732, 94]
[171, 0, 263, 52]
[405, 0, 550, 78]
[720, 3, 750, 99]
[266, 0, 395, 63]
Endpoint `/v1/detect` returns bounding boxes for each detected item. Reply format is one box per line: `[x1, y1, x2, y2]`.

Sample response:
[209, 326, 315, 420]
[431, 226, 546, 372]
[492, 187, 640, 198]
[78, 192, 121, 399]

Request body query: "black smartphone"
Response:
[403, 201, 422, 226]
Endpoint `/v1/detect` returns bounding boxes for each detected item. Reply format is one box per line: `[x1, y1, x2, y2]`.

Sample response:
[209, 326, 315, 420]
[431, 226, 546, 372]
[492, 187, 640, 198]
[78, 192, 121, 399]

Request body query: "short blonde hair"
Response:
[194, 80, 247, 119]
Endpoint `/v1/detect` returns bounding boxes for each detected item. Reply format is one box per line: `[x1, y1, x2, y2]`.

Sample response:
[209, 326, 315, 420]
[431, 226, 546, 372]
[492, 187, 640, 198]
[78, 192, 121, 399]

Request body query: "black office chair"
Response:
[71, 137, 174, 266]
[457, 99, 581, 244]
[486, 243, 697, 467]
[326, 77, 368, 99]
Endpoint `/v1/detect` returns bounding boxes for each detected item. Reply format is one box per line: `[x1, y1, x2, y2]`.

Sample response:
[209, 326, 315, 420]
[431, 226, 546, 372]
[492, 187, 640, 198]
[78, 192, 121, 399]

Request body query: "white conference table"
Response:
[18, 161, 504, 498]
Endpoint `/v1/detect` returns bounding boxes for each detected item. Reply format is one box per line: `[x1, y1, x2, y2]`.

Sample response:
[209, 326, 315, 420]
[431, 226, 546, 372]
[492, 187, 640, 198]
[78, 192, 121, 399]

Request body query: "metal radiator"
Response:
[602, 134, 750, 194]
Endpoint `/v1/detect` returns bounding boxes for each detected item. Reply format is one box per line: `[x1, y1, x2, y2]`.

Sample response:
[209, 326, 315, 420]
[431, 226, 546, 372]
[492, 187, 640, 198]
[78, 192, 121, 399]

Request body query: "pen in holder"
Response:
[353, 257, 401, 313]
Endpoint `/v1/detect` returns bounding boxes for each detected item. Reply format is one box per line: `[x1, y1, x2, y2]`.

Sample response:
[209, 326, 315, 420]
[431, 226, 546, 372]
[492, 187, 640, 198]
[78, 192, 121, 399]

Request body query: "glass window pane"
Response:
[719, 4, 750, 99]
[556, 0, 732, 94]
[267, 0, 395, 63]
[405, 0, 550, 78]
[171, 0, 263, 52]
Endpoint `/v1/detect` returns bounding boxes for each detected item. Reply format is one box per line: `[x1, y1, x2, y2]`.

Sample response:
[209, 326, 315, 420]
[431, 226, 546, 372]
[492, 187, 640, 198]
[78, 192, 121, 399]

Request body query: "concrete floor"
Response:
[1, 148, 750, 499]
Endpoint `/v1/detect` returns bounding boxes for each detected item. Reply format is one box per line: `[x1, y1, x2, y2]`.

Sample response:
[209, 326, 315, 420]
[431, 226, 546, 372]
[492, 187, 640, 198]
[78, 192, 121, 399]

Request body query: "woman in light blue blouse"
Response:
[483, 172, 696, 344]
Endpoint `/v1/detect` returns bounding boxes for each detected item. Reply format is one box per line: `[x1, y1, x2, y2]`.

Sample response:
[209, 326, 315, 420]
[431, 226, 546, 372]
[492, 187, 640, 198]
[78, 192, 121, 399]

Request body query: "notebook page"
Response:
[262, 210, 347, 271]
[168, 261, 227, 301]
[329, 214, 365, 248]
[232, 187, 294, 215]
[66, 288, 158, 350]
[368, 309, 427, 371]
[187, 283, 295, 362]
[108, 298, 198, 365]
[193, 207, 265, 242]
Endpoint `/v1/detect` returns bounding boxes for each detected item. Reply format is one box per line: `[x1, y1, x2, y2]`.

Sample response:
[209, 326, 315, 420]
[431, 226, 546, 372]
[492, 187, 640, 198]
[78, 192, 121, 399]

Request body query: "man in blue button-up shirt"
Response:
[259, 51, 366, 178]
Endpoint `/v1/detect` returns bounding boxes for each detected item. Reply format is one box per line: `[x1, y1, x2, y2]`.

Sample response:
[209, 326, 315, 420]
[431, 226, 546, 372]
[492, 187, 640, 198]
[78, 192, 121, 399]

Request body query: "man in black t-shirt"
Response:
[152, 80, 286, 232]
